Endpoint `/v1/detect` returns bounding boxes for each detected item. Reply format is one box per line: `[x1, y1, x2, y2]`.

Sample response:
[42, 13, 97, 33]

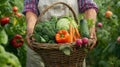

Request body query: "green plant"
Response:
[87, 0, 120, 67]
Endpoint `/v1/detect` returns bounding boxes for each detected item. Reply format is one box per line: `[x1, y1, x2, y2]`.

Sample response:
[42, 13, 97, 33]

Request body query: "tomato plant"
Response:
[0, 0, 26, 67]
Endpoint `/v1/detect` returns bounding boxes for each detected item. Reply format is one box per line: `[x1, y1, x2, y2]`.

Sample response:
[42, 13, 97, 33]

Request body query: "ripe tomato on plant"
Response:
[10, 34, 24, 48]
[12, 6, 18, 12]
[0, 17, 10, 26]
[105, 10, 113, 18]
[15, 13, 22, 18]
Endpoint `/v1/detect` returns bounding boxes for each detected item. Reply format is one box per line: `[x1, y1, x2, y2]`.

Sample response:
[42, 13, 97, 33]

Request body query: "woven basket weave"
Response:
[28, 2, 88, 67]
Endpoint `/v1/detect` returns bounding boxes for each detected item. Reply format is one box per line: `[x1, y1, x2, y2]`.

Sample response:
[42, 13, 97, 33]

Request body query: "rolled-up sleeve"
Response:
[78, 0, 98, 13]
[23, 0, 39, 15]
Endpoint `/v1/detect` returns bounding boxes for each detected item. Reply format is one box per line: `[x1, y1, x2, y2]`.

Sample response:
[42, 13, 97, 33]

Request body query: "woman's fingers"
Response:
[90, 38, 97, 50]
[26, 34, 33, 49]
[89, 31, 97, 50]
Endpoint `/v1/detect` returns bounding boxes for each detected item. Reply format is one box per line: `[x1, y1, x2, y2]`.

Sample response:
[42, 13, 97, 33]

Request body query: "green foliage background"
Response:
[86, 0, 120, 67]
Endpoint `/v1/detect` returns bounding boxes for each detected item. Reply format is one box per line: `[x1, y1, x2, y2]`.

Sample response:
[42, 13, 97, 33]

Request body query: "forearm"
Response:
[26, 11, 37, 35]
[85, 8, 97, 27]
[84, 8, 97, 38]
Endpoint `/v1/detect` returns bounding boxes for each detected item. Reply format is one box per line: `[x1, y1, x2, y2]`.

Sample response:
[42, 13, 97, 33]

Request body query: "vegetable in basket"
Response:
[56, 17, 78, 31]
[33, 16, 58, 43]
[55, 30, 71, 43]
[33, 17, 78, 43]
[79, 19, 90, 38]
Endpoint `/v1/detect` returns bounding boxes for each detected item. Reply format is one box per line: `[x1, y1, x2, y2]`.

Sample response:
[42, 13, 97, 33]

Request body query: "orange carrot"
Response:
[73, 35, 77, 42]
[72, 27, 76, 42]
[69, 24, 73, 43]
[74, 27, 81, 39]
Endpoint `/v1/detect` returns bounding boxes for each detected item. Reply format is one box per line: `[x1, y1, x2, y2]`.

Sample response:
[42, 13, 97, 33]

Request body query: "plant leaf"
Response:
[59, 45, 72, 56]
[62, 48, 71, 56]
[0, 29, 8, 45]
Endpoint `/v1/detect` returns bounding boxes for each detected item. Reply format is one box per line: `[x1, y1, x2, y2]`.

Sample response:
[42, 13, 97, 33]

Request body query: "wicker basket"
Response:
[28, 2, 89, 67]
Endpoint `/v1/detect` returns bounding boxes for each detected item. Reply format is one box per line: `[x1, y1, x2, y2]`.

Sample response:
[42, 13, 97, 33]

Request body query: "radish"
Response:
[97, 22, 102, 27]
[82, 37, 89, 45]
[75, 39, 83, 47]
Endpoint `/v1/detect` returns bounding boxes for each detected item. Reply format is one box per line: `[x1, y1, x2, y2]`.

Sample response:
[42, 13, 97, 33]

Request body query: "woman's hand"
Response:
[26, 33, 32, 48]
[89, 28, 97, 50]
[25, 11, 37, 49]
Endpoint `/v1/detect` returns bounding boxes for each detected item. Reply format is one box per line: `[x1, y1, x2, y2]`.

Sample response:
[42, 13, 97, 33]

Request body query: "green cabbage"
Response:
[56, 17, 78, 30]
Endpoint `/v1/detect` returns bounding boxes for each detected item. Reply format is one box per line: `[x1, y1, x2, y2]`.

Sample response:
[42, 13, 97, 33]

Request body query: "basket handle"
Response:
[36, 2, 78, 24]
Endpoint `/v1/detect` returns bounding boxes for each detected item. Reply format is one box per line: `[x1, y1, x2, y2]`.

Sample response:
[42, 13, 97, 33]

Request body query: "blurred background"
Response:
[0, 0, 120, 67]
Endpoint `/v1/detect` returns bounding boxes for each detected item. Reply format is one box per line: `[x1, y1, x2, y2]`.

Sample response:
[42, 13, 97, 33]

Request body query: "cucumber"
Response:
[79, 19, 90, 38]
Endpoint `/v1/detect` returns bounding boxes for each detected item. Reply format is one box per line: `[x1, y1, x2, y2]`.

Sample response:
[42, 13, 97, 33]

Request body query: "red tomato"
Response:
[16, 13, 22, 18]
[0, 17, 10, 26]
[12, 6, 18, 12]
